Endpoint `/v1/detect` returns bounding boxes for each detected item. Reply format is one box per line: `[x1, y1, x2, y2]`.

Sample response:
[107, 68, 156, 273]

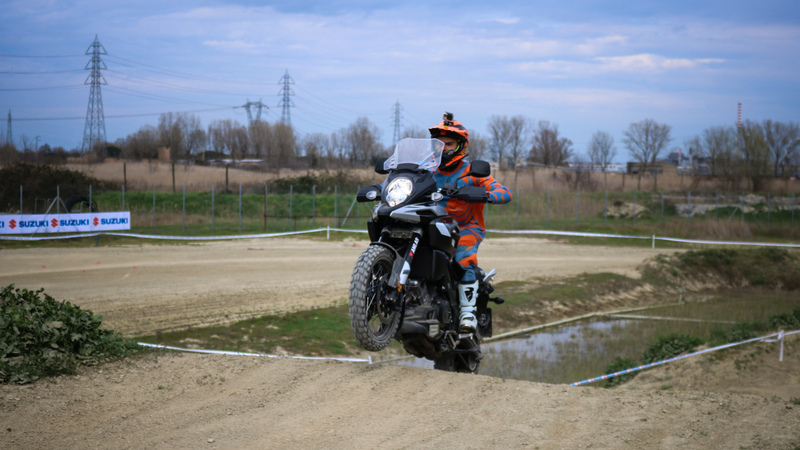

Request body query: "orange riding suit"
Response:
[433, 160, 512, 283]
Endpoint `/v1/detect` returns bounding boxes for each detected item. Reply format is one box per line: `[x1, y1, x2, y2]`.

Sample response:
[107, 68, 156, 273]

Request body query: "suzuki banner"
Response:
[0, 212, 131, 235]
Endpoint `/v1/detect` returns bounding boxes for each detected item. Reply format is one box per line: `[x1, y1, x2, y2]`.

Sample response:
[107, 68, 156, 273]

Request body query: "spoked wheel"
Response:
[349, 245, 401, 351]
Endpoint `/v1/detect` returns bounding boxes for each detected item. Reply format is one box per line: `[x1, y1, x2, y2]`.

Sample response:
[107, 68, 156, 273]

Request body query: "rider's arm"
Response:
[478, 175, 513, 204]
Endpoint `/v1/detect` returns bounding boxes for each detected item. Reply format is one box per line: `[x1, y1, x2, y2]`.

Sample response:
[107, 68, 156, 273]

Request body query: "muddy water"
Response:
[392, 292, 800, 385]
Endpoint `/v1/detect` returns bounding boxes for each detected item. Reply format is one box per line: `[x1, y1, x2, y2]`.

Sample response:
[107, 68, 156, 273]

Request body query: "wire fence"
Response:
[9, 184, 800, 236]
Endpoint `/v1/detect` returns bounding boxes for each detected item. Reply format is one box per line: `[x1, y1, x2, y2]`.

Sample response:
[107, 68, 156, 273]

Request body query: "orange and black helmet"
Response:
[429, 112, 469, 170]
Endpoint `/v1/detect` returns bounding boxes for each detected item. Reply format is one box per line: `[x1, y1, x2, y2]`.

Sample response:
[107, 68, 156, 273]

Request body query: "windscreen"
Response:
[383, 138, 444, 172]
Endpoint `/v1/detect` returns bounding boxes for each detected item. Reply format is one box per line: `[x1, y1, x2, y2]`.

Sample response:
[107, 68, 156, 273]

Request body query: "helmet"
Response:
[429, 112, 469, 171]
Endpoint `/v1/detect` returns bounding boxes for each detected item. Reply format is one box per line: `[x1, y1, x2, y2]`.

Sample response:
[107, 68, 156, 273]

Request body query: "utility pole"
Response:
[81, 35, 108, 154]
[277, 69, 295, 126]
[243, 98, 267, 125]
[392, 100, 403, 144]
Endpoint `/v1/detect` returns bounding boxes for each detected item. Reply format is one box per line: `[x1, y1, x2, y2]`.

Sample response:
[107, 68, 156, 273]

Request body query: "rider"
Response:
[429, 112, 512, 333]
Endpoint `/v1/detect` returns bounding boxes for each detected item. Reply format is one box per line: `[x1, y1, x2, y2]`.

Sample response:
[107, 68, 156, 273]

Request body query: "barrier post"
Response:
[767, 192, 771, 226]
[152, 184, 156, 233]
[687, 191, 691, 222]
[122, 184, 125, 211]
[264, 184, 267, 231]
[546, 190, 550, 228]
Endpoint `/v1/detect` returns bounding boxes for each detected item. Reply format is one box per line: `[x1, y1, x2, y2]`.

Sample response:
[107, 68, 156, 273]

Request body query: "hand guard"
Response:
[441, 184, 489, 203]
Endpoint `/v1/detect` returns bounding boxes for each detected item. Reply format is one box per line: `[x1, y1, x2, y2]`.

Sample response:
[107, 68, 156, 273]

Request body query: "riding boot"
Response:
[458, 281, 479, 333]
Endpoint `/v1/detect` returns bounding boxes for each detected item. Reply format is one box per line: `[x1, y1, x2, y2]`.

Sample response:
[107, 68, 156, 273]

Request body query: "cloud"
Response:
[594, 54, 725, 72]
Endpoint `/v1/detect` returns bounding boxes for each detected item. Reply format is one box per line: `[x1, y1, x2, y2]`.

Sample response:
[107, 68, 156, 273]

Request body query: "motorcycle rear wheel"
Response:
[349, 245, 401, 351]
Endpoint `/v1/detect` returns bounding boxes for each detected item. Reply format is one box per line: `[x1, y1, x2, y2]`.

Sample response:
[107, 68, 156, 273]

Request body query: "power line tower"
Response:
[391, 100, 403, 144]
[81, 35, 108, 153]
[277, 69, 295, 126]
[6, 110, 11, 146]
[243, 98, 267, 125]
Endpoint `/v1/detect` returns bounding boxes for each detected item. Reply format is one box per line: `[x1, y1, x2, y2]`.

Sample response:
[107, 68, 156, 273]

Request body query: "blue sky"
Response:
[2, 0, 799, 160]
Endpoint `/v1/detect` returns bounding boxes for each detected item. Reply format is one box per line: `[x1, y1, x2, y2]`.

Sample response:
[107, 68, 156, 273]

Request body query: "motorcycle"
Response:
[349, 138, 504, 373]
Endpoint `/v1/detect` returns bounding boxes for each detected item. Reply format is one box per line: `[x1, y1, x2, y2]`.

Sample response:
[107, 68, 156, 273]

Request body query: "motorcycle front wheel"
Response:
[349, 245, 401, 351]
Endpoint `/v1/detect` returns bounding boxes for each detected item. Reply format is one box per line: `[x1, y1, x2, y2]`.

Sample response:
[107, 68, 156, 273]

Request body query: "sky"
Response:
[2, 0, 799, 161]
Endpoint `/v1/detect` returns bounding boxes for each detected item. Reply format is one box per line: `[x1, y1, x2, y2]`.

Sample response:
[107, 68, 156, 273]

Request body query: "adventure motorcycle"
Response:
[349, 138, 504, 373]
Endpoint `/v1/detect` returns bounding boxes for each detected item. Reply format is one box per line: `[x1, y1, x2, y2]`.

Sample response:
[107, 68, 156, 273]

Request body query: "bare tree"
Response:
[179, 114, 205, 161]
[487, 115, 514, 169]
[622, 119, 672, 190]
[530, 120, 573, 167]
[271, 122, 296, 171]
[468, 131, 489, 161]
[207, 119, 248, 162]
[344, 117, 383, 166]
[301, 132, 329, 169]
[123, 125, 159, 160]
[248, 120, 272, 160]
[401, 125, 428, 139]
[738, 120, 770, 191]
[587, 131, 616, 189]
[762, 120, 800, 177]
[699, 126, 738, 178]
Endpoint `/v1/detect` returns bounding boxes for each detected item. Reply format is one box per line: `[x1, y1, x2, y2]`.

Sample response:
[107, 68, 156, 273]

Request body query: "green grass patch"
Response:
[140, 304, 356, 356]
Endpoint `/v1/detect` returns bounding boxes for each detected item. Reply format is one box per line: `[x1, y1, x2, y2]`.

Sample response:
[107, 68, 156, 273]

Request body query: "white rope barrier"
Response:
[570, 329, 799, 387]
[136, 342, 371, 363]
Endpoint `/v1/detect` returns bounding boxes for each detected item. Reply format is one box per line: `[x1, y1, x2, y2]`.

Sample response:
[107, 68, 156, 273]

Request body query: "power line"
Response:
[0, 54, 84, 58]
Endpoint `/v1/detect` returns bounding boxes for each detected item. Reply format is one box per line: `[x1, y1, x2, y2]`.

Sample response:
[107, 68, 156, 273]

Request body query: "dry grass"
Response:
[64, 159, 800, 195]
[66, 159, 384, 192]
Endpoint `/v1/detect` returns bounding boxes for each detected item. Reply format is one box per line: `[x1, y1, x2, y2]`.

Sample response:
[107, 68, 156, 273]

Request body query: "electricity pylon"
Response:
[243, 98, 267, 124]
[81, 35, 107, 153]
[277, 69, 295, 126]
[392, 100, 403, 144]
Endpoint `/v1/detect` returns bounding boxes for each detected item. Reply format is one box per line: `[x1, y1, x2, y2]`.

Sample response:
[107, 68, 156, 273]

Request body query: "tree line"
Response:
[1, 112, 798, 193]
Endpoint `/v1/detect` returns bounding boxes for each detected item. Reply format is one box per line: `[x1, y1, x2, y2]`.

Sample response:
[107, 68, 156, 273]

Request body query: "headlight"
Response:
[384, 177, 413, 207]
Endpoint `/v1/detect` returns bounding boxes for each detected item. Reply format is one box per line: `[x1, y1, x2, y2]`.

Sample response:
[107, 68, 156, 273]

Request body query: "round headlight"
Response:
[384, 177, 413, 207]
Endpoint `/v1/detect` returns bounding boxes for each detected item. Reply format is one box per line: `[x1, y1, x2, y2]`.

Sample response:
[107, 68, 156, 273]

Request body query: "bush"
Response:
[641, 333, 704, 364]
[768, 312, 800, 329]
[604, 356, 639, 388]
[0, 284, 141, 384]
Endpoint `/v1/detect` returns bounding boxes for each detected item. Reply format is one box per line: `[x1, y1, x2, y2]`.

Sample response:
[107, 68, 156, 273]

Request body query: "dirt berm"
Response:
[1, 237, 799, 448]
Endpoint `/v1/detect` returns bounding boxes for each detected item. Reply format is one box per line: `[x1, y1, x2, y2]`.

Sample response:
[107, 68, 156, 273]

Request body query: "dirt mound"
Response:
[2, 352, 799, 449]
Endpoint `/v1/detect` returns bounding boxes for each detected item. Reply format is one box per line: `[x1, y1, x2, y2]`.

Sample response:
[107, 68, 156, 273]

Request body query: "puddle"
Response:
[390, 292, 800, 385]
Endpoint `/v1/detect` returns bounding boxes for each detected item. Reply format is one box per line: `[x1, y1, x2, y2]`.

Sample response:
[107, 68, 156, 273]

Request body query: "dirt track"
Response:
[0, 236, 662, 336]
[2, 237, 799, 449]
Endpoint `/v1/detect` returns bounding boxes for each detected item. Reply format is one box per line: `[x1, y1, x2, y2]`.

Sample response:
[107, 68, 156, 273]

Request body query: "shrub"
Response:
[641, 333, 704, 364]
[768, 312, 800, 329]
[0, 284, 141, 384]
[603, 356, 639, 388]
